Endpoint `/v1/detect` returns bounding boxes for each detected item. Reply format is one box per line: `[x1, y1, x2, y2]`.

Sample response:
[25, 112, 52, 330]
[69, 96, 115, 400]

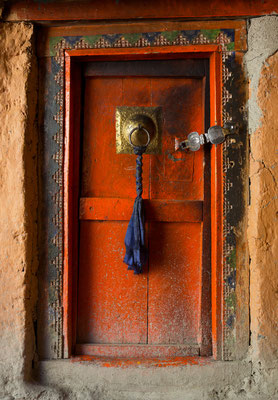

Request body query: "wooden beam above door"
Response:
[5, 0, 278, 22]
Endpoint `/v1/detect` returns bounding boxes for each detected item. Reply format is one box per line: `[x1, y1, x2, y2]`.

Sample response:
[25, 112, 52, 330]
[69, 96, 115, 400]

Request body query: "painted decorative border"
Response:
[41, 28, 241, 360]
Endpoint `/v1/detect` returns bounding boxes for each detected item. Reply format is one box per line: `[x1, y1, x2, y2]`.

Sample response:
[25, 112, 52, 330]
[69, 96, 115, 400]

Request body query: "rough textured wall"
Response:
[0, 15, 278, 400]
[0, 22, 39, 398]
[245, 16, 278, 365]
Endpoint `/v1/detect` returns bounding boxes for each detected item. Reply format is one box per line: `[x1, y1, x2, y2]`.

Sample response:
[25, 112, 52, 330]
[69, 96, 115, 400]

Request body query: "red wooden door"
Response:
[76, 59, 211, 358]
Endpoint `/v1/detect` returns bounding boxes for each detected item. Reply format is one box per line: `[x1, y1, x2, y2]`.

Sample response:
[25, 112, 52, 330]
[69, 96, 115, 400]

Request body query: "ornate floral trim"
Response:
[43, 29, 239, 360]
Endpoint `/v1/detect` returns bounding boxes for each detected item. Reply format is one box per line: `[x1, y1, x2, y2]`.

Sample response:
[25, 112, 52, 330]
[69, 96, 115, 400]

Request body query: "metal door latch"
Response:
[175, 122, 239, 152]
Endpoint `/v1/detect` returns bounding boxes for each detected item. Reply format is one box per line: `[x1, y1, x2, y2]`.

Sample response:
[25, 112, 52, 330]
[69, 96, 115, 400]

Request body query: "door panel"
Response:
[150, 78, 204, 200]
[148, 222, 201, 344]
[78, 221, 148, 344]
[81, 77, 150, 199]
[76, 59, 210, 356]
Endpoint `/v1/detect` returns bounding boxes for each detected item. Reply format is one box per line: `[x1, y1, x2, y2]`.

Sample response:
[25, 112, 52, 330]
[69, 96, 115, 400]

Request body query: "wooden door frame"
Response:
[63, 45, 223, 360]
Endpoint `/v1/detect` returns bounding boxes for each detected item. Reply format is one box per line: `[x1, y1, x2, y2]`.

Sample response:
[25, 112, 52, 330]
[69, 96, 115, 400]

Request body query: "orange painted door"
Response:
[76, 59, 211, 357]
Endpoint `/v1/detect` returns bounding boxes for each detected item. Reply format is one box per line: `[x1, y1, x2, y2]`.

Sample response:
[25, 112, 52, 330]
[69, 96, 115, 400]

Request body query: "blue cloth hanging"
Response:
[123, 147, 148, 274]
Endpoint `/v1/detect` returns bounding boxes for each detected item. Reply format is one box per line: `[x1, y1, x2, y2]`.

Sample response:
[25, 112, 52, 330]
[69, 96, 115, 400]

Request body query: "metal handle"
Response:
[129, 125, 151, 148]
[175, 122, 239, 152]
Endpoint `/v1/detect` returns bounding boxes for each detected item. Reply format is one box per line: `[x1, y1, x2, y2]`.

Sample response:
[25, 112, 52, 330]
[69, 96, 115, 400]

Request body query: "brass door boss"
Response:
[116, 106, 162, 154]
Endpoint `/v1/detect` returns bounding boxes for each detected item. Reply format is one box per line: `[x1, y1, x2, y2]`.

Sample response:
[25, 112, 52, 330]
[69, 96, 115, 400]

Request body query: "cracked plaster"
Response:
[245, 16, 278, 366]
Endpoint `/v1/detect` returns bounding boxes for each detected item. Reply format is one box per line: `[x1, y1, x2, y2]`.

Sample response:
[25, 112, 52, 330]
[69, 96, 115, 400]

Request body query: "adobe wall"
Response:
[0, 15, 277, 400]
[245, 16, 278, 365]
[0, 22, 40, 399]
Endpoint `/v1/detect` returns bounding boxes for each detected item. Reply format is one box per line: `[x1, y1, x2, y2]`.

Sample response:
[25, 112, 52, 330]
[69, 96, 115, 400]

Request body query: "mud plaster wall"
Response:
[245, 16, 278, 365]
[0, 22, 39, 398]
[0, 16, 278, 400]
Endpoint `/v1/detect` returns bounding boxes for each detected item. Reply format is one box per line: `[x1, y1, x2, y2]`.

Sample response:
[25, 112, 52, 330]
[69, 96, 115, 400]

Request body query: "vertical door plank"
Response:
[148, 222, 202, 344]
[78, 77, 151, 344]
[147, 77, 205, 345]
[77, 221, 148, 343]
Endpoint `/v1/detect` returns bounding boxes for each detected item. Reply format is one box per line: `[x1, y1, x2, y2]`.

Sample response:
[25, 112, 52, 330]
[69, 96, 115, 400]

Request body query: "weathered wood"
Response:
[6, 0, 278, 22]
[79, 198, 203, 222]
[75, 344, 200, 357]
[37, 20, 247, 57]
[84, 59, 206, 77]
[76, 59, 209, 354]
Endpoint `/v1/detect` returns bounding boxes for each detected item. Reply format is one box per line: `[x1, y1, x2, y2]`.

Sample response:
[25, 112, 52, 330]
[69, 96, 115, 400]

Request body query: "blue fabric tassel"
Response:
[123, 148, 148, 274]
